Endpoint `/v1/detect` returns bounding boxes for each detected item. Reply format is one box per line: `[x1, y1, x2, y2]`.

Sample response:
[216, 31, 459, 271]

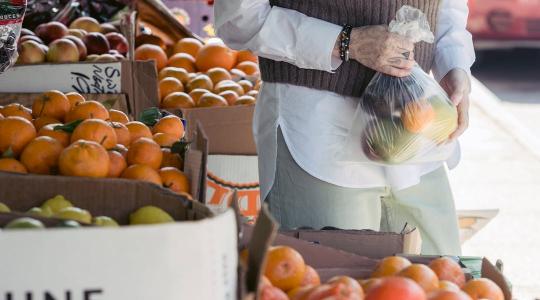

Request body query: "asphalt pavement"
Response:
[449, 49, 540, 299]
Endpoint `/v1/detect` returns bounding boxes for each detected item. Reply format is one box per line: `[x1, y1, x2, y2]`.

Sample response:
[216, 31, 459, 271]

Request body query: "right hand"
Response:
[348, 25, 415, 77]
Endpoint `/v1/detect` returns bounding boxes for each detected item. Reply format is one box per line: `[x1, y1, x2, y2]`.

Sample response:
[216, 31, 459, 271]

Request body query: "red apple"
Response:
[70, 16, 101, 33]
[47, 39, 79, 63]
[36, 21, 69, 44]
[100, 23, 118, 34]
[64, 35, 87, 61]
[20, 28, 35, 37]
[17, 40, 46, 64]
[105, 32, 128, 56]
[19, 35, 43, 45]
[68, 29, 87, 39]
[83, 32, 110, 55]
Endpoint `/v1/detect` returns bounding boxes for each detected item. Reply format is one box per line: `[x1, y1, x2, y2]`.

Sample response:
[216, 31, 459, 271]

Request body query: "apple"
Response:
[83, 32, 110, 55]
[95, 54, 118, 62]
[39, 44, 49, 53]
[105, 32, 128, 56]
[68, 29, 87, 39]
[17, 40, 46, 64]
[20, 28, 35, 37]
[86, 54, 100, 62]
[19, 35, 43, 45]
[36, 21, 69, 44]
[100, 23, 118, 34]
[64, 35, 87, 61]
[70, 16, 101, 33]
[362, 118, 420, 164]
[46, 39, 79, 63]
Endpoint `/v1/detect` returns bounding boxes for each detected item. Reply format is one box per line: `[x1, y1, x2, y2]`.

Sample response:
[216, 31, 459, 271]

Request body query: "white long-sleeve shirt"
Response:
[215, 0, 475, 200]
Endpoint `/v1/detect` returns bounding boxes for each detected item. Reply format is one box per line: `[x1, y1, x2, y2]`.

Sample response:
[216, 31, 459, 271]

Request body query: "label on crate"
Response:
[0, 62, 122, 93]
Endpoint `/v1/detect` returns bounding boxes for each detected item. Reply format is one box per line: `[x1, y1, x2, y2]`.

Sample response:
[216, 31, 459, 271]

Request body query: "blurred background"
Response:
[165, 0, 540, 298]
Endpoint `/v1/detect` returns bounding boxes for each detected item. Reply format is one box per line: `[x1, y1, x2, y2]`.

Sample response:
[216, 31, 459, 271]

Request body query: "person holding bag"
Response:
[214, 0, 474, 255]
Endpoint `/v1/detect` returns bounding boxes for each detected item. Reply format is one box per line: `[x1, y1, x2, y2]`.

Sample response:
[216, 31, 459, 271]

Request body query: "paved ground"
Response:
[449, 73, 540, 299]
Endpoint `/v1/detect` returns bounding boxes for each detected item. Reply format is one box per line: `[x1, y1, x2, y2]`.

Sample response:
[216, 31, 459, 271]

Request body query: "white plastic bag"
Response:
[0, 0, 27, 73]
[339, 6, 458, 165]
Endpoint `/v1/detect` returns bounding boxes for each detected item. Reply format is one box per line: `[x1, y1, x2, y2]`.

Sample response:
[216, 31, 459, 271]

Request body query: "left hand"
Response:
[439, 68, 471, 141]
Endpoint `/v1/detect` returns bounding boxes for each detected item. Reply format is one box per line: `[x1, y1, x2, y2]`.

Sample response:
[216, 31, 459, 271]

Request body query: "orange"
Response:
[111, 122, 131, 147]
[236, 50, 258, 64]
[195, 43, 237, 71]
[198, 93, 228, 108]
[372, 256, 412, 278]
[0, 158, 28, 174]
[219, 91, 239, 106]
[207, 67, 232, 85]
[107, 150, 127, 178]
[0, 103, 33, 121]
[161, 92, 196, 109]
[186, 74, 213, 92]
[159, 67, 190, 84]
[126, 137, 163, 169]
[20, 136, 63, 175]
[0, 116, 37, 157]
[65, 100, 110, 122]
[254, 80, 262, 91]
[235, 95, 257, 106]
[109, 109, 130, 124]
[59, 140, 109, 178]
[38, 123, 70, 148]
[264, 246, 306, 292]
[159, 167, 190, 194]
[126, 121, 153, 144]
[462, 278, 504, 300]
[238, 80, 254, 93]
[230, 68, 247, 81]
[438, 281, 460, 292]
[70, 119, 118, 149]
[215, 80, 245, 96]
[135, 44, 168, 70]
[365, 277, 426, 300]
[429, 258, 465, 288]
[32, 90, 71, 121]
[161, 148, 183, 169]
[300, 265, 320, 287]
[168, 53, 196, 73]
[235, 61, 260, 75]
[303, 282, 362, 300]
[402, 100, 435, 133]
[65, 92, 86, 110]
[189, 89, 210, 105]
[33, 116, 60, 131]
[359, 278, 384, 294]
[114, 144, 128, 158]
[327, 276, 363, 295]
[152, 115, 184, 139]
[428, 290, 472, 300]
[173, 38, 203, 57]
[154, 133, 178, 147]
[398, 264, 439, 293]
[247, 90, 259, 98]
[121, 164, 162, 185]
[159, 77, 184, 101]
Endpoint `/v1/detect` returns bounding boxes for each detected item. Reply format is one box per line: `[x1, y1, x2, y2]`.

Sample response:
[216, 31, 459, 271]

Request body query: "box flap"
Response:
[482, 258, 512, 300]
[184, 121, 209, 203]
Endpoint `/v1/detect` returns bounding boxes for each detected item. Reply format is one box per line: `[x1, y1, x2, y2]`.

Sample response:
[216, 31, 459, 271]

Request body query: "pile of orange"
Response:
[247, 246, 505, 300]
[134, 38, 260, 109]
[0, 90, 191, 197]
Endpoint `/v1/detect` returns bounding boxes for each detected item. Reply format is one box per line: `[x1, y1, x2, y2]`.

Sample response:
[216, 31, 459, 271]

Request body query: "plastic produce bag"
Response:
[340, 6, 458, 165]
[0, 0, 27, 73]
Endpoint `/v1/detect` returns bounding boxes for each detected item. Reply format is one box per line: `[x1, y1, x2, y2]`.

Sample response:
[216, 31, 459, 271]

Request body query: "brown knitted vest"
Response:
[259, 0, 441, 98]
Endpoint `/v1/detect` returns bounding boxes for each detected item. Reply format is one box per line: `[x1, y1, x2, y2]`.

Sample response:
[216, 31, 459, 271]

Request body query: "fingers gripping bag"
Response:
[0, 0, 27, 73]
[340, 6, 458, 165]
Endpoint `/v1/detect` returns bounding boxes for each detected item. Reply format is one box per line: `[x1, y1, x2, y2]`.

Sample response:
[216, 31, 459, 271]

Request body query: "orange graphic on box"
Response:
[207, 171, 261, 218]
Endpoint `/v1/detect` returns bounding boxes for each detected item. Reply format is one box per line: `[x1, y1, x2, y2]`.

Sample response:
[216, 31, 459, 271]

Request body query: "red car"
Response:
[468, 0, 540, 49]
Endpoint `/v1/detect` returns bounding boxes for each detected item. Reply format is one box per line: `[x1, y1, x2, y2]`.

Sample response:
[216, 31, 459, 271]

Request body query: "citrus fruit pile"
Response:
[0, 195, 175, 228]
[134, 38, 260, 109]
[17, 17, 128, 64]
[252, 246, 504, 300]
[0, 90, 190, 196]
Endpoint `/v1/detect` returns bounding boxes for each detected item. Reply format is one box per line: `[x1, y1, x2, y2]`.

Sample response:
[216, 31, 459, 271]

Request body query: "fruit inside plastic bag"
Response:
[339, 6, 458, 165]
[0, 0, 27, 73]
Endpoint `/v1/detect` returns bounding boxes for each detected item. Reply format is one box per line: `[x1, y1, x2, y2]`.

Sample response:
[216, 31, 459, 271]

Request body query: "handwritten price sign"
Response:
[0, 62, 123, 94]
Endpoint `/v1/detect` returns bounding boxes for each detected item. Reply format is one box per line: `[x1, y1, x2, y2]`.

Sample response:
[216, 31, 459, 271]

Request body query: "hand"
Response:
[439, 68, 471, 141]
[348, 25, 416, 77]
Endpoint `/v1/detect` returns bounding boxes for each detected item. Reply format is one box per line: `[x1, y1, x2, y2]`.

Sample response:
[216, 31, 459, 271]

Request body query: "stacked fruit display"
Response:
[246, 246, 504, 300]
[17, 17, 129, 64]
[0, 195, 178, 228]
[0, 90, 190, 196]
[134, 37, 260, 109]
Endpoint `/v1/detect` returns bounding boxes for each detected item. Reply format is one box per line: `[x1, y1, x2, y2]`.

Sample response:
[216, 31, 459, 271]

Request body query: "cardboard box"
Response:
[181, 106, 261, 219]
[0, 60, 159, 118]
[240, 207, 513, 300]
